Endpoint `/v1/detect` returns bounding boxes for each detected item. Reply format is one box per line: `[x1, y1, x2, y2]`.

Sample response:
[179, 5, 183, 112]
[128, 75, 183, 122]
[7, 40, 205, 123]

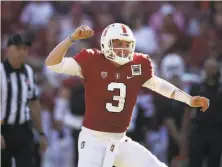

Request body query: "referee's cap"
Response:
[7, 33, 32, 47]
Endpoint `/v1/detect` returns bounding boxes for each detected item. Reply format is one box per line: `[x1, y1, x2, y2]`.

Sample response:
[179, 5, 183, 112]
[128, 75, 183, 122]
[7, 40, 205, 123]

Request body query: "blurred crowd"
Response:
[1, 1, 222, 167]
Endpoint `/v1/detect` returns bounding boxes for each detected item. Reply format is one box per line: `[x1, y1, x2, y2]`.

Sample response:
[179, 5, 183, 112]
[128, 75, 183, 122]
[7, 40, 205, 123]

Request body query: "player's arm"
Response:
[142, 76, 210, 112]
[45, 25, 94, 76]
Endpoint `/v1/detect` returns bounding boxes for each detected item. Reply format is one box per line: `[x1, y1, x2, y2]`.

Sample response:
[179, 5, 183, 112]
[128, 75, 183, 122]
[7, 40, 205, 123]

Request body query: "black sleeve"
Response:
[162, 100, 174, 119]
[156, 96, 174, 121]
[189, 83, 199, 97]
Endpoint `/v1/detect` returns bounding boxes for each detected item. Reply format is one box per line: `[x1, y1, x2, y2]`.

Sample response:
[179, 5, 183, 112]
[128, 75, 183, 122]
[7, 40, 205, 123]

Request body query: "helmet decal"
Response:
[121, 24, 127, 34]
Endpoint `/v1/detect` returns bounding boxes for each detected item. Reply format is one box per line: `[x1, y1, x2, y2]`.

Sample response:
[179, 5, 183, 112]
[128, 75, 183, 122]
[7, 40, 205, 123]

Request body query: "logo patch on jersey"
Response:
[81, 141, 85, 149]
[127, 76, 134, 79]
[131, 64, 141, 75]
[115, 73, 120, 79]
[110, 144, 115, 152]
[101, 72, 108, 79]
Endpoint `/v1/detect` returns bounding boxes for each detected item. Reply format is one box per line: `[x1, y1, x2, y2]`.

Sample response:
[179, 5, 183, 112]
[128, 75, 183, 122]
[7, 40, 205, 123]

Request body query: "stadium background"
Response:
[1, 1, 222, 167]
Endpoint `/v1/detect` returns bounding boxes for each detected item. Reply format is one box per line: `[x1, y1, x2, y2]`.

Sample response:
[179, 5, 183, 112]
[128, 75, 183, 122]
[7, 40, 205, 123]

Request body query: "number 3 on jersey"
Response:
[106, 82, 126, 113]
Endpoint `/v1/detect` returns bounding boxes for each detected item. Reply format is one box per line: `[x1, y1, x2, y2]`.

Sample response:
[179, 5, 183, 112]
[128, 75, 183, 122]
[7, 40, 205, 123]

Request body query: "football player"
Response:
[45, 24, 209, 167]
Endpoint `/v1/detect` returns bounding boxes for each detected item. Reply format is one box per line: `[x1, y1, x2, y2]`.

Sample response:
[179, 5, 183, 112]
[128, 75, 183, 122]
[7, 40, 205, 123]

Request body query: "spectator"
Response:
[182, 57, 222, 167]
[133, 16, 159, 55]
[20, 1, 54, 30]
[158, 74, 187, 165]
[149, 3, 185, 33]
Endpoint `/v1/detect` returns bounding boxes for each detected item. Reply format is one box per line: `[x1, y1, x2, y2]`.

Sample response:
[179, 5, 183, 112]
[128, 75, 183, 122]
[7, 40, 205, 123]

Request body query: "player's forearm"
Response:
[45, 37, 73, 66]
[143, 76, 192, 106]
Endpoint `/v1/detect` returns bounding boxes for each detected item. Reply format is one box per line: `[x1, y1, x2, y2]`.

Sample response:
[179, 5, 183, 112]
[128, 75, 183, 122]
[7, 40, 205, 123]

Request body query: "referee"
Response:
[1, 33, 47, 167]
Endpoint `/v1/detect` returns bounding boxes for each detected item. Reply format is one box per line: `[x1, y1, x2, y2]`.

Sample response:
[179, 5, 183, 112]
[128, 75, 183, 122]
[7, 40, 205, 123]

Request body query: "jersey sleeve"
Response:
[140, 54, 154, 84]
[73, 48, 94, 81]
[46, 57, 83, 77]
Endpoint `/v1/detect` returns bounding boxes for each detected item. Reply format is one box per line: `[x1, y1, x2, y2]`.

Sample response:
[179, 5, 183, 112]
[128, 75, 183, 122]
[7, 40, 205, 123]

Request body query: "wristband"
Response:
[69, 35, 76, 43]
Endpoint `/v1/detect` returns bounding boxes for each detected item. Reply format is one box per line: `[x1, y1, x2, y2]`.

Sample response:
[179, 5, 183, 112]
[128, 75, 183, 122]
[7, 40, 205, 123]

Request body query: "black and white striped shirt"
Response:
[1, 60, 38, 125]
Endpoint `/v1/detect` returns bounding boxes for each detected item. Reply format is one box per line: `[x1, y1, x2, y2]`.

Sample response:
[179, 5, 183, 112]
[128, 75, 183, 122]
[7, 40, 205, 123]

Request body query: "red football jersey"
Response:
[74, 49, 153, 133]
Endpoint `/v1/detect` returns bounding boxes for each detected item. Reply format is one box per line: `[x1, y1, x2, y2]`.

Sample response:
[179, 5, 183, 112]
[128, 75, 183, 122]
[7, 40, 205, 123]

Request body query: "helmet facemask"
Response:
[103, 38, 135, 65]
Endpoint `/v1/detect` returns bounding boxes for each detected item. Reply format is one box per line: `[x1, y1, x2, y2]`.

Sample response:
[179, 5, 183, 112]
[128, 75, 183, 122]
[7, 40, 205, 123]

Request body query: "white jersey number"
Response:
[106, 82, 126, 113]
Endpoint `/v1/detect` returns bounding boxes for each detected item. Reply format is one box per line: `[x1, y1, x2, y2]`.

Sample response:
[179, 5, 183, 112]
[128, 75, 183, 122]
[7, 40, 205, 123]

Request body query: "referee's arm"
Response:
[28, 77, 44, 134]
[29, 99, 44, 134]
[29, 84, 47, 152]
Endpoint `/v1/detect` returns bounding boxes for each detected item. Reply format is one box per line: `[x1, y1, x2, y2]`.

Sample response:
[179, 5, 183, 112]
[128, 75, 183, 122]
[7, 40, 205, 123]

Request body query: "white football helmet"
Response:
[160, 53, 185, 80]
[101, 23, 136, 65]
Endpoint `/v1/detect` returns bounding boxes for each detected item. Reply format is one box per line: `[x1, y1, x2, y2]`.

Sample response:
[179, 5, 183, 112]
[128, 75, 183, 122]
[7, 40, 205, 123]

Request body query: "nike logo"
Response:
[127, 76, 135, 79]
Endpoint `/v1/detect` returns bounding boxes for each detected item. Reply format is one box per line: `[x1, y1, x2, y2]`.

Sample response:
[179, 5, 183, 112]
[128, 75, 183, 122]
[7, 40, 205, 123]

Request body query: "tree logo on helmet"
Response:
[121, 25, 129, 36]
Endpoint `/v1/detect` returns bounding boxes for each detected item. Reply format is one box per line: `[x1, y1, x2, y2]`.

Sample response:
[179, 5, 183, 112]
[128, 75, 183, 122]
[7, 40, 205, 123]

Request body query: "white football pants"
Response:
[78, 127, 167, 167]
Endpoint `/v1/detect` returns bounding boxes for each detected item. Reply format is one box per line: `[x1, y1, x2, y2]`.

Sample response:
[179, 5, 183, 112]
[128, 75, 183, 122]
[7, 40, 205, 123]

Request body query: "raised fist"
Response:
[71, 25, 94, 41]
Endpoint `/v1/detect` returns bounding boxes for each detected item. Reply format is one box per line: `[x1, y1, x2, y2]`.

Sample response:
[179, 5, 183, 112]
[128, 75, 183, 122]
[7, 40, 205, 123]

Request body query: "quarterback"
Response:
[45, 24, 209, 167]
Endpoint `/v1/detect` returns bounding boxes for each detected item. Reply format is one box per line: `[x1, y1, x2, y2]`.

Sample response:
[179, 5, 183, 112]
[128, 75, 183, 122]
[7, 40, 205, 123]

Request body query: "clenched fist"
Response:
[71, 25, 94, 41]
[191, 96, 210, 112]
